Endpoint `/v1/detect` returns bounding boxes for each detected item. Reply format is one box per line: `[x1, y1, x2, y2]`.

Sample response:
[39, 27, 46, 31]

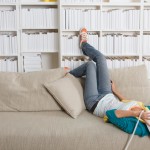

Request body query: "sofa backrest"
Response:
[109, 64, 150, 105]
[78, 64, 150, 105]
[0, 68, 66, 111]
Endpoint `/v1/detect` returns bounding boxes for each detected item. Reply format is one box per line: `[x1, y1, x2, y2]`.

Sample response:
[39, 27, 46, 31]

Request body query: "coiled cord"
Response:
[124, 110, 144, 150]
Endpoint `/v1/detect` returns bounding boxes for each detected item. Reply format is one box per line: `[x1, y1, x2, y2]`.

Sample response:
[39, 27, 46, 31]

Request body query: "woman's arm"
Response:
[111, 80, 127, 101]
[115, 110, 150, 126]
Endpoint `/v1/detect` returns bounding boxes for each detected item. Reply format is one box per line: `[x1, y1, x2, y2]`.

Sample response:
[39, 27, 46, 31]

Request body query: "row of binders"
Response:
[0, 58, 17, 72]
[143, 35, 150, 54]
[0, 34, 17, 55]
[0, 0, 16, 2]
[144, 10, 150, 30]
[23, 54, 42, 72]
[103, 9, 140, 29]
[143, 59, 150, 78]
[61, 58, 142, 70]
[63, 9, 101, 30]
[0, 10, 16, 30]
[22, 32, 58, 52]
[62, 34, 140, 56]
[63, 9, 140, 30]
[22, 8, 58, 28]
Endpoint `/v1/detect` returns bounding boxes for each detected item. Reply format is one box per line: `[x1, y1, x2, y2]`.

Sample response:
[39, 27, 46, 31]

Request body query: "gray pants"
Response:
[69, 42, 113, 111]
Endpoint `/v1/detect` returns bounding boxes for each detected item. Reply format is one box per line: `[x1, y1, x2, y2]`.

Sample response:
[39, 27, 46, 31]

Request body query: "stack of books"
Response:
[63, 9, 101, 30]
[23, 54, 42, 72]
[0, 58, 17, 72]
[0, 34, 17, 55]
[0, 10, 16, 30]
[102, 9, 140, 30]
[22, 32, 58, 52]
[22, 8, 58, 28]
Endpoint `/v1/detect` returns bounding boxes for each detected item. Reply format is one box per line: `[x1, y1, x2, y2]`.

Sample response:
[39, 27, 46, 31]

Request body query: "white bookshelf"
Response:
[59, 0, 150, 78]
[0, 0, 150, 75]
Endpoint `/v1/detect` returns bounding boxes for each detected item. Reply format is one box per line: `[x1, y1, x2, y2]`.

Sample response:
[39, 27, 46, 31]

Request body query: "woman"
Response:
[65, 28, 150, 126]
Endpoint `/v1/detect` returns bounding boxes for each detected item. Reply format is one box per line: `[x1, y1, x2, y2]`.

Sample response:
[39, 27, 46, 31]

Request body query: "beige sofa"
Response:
[0, 64, 150, 150]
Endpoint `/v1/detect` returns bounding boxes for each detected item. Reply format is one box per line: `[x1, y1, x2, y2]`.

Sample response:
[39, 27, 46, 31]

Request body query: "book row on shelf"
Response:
[62, 57, 150, 78]
[0, 0, 16, 3]
[102, 9, 140, 30]
[23, 54, 42, 72]
[0, 10, 16, 30]
[0, 57, 17, 72]
[63, 9, 101, 30]
[0, 34, 17, 55]
[22, 32, 58, 52]
[22, 8, 58, 28]
[63, 9, 140, 30]
[61, 58, 142, 70]
[62, 34, 140, 55]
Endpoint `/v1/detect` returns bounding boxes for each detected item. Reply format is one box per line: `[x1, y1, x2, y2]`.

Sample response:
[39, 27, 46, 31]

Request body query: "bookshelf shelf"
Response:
[0, 55, 18, 57]
[0, 3, 17, 6]
[22, 51, 58, 53]
[22, 28, 58, 30]
[102, 2, 141, 6]
[102, 30, 140, 32]
[21, 2, 58, 5]
[0, 30, 17, 32]
[61, 3, 101, 6]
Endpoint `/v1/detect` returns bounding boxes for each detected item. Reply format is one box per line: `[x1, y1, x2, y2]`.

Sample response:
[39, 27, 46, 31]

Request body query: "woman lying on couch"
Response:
[65, 28, 150, 137]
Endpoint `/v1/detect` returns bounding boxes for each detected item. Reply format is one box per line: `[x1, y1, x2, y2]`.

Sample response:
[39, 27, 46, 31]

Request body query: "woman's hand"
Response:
[111, 80, 117, 93]
[110, 80, 127, 101]
[141, 111, 150, 126]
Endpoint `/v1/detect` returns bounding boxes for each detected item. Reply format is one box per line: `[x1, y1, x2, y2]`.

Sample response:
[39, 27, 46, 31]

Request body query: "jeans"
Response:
[69, 42, 113, 111]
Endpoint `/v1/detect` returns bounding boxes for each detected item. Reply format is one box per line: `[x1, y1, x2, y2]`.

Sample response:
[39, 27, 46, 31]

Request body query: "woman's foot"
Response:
[64, 67, 71, 74]
[79, 27, 88, 48]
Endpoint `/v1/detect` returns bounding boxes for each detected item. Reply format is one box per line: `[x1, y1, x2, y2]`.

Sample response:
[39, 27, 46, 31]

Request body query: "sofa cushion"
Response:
[109, 64, 150, 104]
[44, 73, 86, 119]
[0, 111, 150, 150]
[0, 68, 66, 111]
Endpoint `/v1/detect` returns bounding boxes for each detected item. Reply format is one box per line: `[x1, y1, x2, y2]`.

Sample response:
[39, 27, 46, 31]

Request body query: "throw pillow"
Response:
[44, 73, 86, 119]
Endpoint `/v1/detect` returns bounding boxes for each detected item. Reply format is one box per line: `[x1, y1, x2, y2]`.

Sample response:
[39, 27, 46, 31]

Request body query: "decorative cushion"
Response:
[0, 68, 66, 111]
[109, 64, 150, 105]
[106, 108, 150, 137]
[44, 73, 86, 119]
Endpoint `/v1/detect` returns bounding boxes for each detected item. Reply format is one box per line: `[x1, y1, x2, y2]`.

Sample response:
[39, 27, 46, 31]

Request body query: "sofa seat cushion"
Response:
[0, 111, 150, 150]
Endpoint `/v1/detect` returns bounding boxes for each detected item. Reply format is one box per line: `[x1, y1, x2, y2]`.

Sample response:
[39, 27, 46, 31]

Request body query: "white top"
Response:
[93, 93, 140, 117]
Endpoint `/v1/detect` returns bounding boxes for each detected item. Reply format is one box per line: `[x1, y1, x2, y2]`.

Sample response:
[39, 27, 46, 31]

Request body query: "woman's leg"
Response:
[69, 61, 104, 111]
[81, 42, 112, 95]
